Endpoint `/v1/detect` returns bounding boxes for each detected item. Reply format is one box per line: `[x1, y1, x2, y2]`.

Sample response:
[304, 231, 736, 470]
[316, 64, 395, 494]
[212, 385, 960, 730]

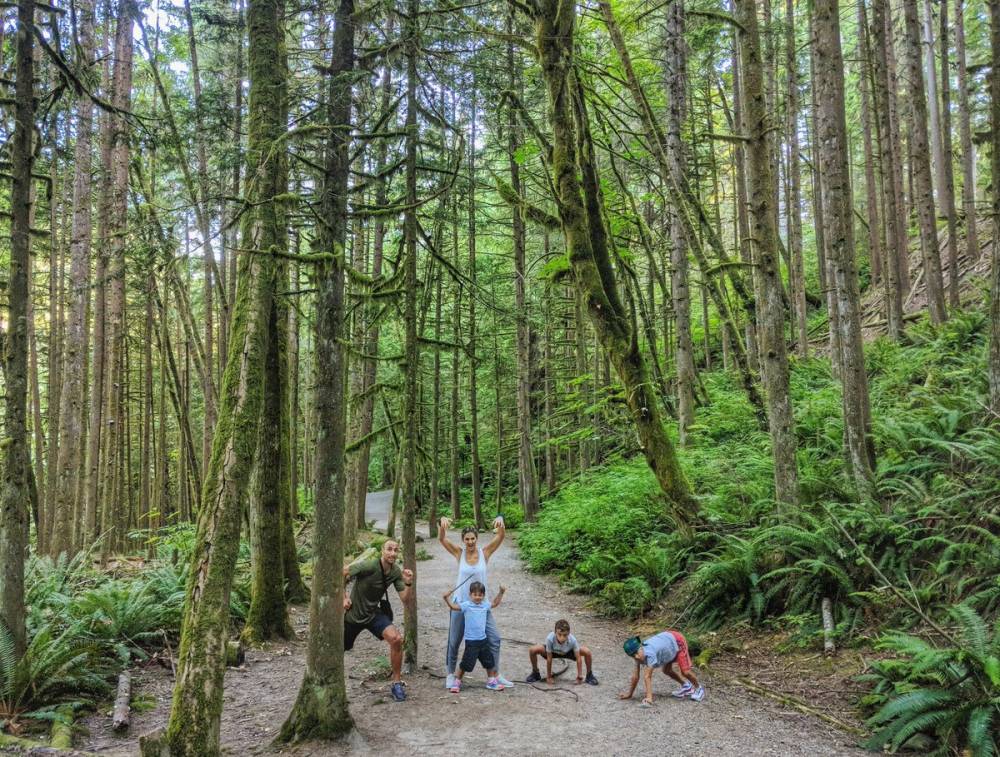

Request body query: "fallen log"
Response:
[111, 671, 131, 731]
[226, 639, 245, 667]
[50, 704, 74, 747]
[821, 597, 836, 656]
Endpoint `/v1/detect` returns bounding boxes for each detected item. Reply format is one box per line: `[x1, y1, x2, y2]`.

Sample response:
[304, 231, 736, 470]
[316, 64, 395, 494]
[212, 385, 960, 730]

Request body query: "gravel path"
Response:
[78, 496, 868, 756]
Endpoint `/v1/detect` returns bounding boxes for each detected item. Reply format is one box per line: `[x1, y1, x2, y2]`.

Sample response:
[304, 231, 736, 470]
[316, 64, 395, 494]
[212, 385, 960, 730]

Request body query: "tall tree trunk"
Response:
[244, 275, 293, 642]
[938, 0, 961, 307]
[902, 0, 948, 324]
[518, 0, 699, 528]
[183, 0, 217, 477]
[813, 0, 877, 498]
[738, 0, 800, 507]
[922, 0, 944, 208]
[989, 0, 1000, 414]
[101, 1, 134, 557]
[870, 0, 906, 338]
[401, 0, 420, 669]
[785, 0, 808, 358]
[278, 0, 354, 739]
[664, 0, 696, 444]
[162, 0, 285, 746]
[1, 0, 35, 656]
[352, 44, 392, 532]
[51, 0, 95, 556]
[955, 0, 979, 262]
[507, 28, 539, 520]
[467, 82, 484, 529]
[857, 0, 885, 306]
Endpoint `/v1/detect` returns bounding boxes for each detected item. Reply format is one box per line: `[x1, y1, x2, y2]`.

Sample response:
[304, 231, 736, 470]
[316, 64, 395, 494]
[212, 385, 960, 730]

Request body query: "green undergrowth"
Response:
[13, 525, 253, 736]
[519, 310, 1000, 754]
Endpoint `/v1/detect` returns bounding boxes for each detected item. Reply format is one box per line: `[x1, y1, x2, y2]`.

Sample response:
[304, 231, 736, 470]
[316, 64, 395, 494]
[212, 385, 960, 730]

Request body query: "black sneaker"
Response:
[585, 672, 599, 685]
[525, 670, 542, 683]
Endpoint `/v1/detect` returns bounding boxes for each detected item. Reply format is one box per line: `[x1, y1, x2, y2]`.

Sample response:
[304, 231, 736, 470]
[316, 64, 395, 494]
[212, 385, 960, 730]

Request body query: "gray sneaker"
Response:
[496, 674, 516, 688]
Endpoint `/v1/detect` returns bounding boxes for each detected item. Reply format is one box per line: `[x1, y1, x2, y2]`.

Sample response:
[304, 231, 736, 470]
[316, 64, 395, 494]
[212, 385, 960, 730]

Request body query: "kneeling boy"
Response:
[527, 619, 598, 685]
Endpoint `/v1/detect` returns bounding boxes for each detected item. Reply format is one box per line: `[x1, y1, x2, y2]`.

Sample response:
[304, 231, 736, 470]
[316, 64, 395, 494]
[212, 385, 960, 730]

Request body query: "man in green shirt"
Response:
[343, 539, 414, 701]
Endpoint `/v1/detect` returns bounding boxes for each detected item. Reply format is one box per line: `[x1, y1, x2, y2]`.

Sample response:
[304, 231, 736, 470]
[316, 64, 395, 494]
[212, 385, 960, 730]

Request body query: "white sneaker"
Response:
[671, 682, 693, 698]
[496, 675, 515, 688]
[690, 686, 706, 702]
[445, 673, 456, 690]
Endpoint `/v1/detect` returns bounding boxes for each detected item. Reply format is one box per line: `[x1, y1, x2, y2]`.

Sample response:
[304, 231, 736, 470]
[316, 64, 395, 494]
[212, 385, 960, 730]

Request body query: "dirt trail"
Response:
[79, 503, 868, 756]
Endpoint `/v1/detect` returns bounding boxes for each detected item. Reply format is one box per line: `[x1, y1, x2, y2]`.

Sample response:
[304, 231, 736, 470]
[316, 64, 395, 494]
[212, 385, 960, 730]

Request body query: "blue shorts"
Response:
[344, 613, 393, 651]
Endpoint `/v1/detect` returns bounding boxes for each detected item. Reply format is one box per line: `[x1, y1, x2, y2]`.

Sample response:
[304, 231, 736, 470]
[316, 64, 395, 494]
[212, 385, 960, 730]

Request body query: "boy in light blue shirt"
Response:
[443, 581, 506, 693]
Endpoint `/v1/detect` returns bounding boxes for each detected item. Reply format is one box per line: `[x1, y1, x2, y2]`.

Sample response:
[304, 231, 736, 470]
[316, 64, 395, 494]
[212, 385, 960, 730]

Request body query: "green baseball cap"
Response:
[623, 636, 642, 656]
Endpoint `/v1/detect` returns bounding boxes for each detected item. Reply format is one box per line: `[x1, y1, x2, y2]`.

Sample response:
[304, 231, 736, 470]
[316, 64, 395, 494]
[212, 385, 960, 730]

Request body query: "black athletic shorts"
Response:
[550, 649, 577, 661]
[460, 639, 495, 673]
[344, 613, 393, 651]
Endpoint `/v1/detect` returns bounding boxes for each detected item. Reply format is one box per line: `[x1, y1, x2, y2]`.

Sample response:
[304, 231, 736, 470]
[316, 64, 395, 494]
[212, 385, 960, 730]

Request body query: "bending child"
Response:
[618, 630, 704, 706]
[526, 619, 598, 685]
[442, 581, 507, 693]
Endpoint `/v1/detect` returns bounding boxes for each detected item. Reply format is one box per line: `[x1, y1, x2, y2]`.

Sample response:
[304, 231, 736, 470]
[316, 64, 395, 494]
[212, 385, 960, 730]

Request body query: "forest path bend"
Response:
[78, 492, 867, 757]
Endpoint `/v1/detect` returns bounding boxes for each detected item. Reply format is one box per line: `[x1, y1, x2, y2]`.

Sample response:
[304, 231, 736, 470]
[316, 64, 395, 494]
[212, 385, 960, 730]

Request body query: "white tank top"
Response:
[453, 546, 488, 603]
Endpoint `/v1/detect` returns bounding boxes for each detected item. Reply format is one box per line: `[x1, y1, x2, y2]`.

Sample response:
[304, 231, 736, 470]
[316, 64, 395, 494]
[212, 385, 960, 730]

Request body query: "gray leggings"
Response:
[446, 609, 501, 675]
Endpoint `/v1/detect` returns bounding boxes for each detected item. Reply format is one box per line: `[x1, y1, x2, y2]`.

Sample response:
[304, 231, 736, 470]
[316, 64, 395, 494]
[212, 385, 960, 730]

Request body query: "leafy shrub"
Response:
[0, 621, 110, 731]
[861, 605, 999, 755]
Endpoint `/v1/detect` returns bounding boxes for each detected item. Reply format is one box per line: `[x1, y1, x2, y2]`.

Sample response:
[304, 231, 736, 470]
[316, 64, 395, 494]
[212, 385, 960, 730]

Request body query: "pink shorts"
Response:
[669, 631, 692, 674]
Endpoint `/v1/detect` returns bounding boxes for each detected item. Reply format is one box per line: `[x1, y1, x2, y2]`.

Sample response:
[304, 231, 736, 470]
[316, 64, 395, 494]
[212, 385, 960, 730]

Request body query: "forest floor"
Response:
[72, 492, 870, 757]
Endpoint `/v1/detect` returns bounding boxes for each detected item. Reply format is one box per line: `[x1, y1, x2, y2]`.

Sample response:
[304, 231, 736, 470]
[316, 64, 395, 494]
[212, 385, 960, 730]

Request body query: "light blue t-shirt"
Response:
[459, 599, 490, 641]
[640, 632, 679, 667]
[545, 632, 580, 655]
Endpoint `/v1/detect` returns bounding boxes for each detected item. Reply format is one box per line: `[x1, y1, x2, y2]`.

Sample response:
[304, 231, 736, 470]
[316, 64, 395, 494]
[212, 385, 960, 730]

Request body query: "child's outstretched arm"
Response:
[641, 666, 654, 705]
[491, 585, 507, 608]
[442, 590, 460, 611]
[618, 661, 640, 699]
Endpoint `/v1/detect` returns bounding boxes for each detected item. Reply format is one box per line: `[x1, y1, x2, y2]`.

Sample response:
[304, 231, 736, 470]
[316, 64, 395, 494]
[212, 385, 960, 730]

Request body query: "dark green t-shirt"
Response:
[346, 557, 405, 625]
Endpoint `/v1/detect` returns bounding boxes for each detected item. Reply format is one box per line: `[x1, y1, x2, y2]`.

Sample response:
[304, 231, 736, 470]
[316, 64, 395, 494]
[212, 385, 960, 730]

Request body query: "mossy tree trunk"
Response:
[989, 0, 1000, 415]
[277, 0, 354, 741]
[868, 0, 905, 339]
[515, 0, 699, 530]
[507, 21, 539, 521]
[813, 0, 876, 499]
[401, 0, 421, 668]
[160, 0, 286, 749]
[663, 0, 696, 444]
[1, 0, 35, 658]
[51, 0, 96, 560]
[902, 0, 948, 324]
[244, 281, 294, 643]
[737, 0, 800, 507]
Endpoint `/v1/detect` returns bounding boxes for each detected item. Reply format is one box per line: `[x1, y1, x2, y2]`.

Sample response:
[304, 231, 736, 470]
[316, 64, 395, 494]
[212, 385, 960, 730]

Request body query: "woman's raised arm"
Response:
[437, 516, 461, 558]
[482, 516, 506, 560]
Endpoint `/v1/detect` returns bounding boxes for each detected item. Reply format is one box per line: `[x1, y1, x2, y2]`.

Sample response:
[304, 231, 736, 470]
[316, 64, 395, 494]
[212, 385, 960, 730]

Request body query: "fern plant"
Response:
[0, 621, 110, 732]
[862, 604, 1000, 755]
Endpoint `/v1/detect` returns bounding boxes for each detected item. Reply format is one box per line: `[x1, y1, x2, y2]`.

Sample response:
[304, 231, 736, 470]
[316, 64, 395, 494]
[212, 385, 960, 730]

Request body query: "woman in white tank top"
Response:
[438, 515, 512, 689]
